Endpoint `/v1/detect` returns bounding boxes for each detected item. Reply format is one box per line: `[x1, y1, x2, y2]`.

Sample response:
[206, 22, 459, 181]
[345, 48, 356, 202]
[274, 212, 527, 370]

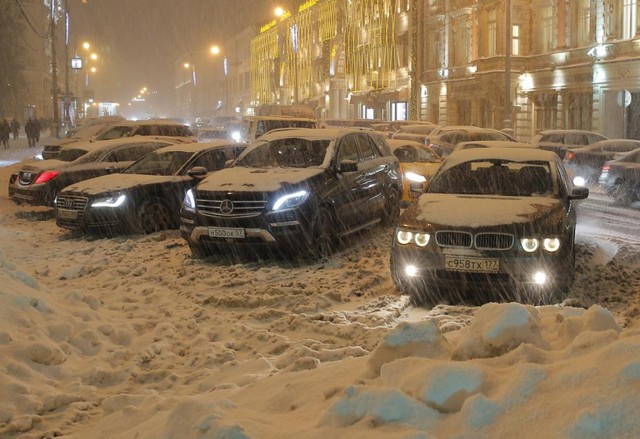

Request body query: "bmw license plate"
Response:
[208, 227, 245, 239]
[57, 209, 78, 221]
[445, 256, 499, 273]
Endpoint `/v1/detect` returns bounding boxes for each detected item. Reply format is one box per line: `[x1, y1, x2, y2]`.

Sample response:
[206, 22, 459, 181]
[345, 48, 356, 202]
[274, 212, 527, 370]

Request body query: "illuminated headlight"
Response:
[533, 271, 547, 284]
[396, 230, 430, 246]
[521, 238, 539, 252]
[405, 171, 427, 183]
[183, 189, 196, 212]
[91, 194, 126, 208]
[396, 230, 413, 245]
[543, 238, 561, 252]
[231, 131, 242, 142]
[272, 190, 308, 211]
[573, 176, 586, 187]
[35, 153, 44, 160]
[405, 265, 419, 276]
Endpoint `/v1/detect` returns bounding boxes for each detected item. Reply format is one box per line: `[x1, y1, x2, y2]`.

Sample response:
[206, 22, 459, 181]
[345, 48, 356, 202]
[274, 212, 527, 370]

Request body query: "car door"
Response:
[354, 133, 389, 220]
[332, 134, 370, 230]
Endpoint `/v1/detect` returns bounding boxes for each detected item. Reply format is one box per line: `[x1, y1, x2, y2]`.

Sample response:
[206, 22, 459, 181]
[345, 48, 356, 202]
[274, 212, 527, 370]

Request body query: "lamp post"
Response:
[504, 0, 512, 131]
[275, 5, 298, 103]
[210, 45, 230, 116]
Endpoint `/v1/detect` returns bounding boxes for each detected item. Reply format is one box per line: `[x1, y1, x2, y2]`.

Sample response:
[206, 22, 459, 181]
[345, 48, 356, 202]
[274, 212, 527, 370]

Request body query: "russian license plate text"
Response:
[445, 256, 499, 273]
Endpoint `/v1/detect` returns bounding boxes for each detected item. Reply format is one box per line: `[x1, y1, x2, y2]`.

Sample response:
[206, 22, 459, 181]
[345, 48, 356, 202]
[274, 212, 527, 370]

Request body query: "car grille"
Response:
[55, 194, 88, 227]
[436, 231, 472, 248]
[475, 233, 514, 250]
[196, 195, 268, 218]
[435, 231, 514, 250]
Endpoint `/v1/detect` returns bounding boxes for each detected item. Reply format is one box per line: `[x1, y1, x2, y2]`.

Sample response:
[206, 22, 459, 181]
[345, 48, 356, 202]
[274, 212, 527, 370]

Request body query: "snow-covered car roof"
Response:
[61, 135, 194, 153]
[149, 139, 240, 154]
[255, 127, 381, 142]
[567, 139, 640, 152]
[387, 139, 431, 150]
[455, 140, 538, 150]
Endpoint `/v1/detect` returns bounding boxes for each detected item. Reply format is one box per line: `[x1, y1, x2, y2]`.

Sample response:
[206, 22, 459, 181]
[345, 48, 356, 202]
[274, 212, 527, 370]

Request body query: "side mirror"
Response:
[409, 181, 427, 199]
[187, 166, 208, 180]
[569, 186, 589, 200]
[338, 159, 358, 173]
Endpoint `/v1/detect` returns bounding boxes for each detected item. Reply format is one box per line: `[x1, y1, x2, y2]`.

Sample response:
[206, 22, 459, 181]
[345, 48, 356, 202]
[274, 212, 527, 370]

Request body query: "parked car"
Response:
[180, 128, 402, 259]
[230, 116, 317, 143]
[598, 148, 640, 206]
[391, 124, 441, 144]
[564, 139, 640, 186]
[428, 126, 516, 157]
[387, 139, 442, 204]
[54, 141, 246, 235]
[41, 123, 121, 160]
[454, 140, 539, 152]
[531, 129, 607, 159]
[42, 119, 196, 160]
[9, 136, 184, 206]
[64, 115, 125, 138]
[197, 127, 232, 142]
[390, 148, 588, 306]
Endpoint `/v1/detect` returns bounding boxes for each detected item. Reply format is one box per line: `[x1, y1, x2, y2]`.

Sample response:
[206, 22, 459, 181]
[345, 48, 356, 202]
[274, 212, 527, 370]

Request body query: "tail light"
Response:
[34, 170, 61, 184]
[566, 151, 575, 161]
[601, 165, 610, 172]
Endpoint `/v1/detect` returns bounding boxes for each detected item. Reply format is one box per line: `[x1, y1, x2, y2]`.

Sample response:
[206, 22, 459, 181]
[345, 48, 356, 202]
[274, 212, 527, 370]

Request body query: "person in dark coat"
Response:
[35, 118, 42, 142]
[10, 118, 20, 139]
[0, 119, 10, 149]
[25, 118, 38, 148]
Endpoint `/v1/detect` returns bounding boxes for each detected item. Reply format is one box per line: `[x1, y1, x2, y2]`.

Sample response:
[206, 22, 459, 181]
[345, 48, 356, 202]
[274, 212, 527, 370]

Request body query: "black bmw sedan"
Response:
[390, 148, 588, 306]
[54, 141, 245, 235]
[9, 136, 183, 206]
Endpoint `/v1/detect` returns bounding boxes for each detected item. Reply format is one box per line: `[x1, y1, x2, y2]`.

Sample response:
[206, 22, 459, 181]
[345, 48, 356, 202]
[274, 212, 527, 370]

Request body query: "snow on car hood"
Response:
[21, 159, 71, 172]
[197, 167, 325, 192]
[415, 193, 560, 227]
[63, 173, 180, 195]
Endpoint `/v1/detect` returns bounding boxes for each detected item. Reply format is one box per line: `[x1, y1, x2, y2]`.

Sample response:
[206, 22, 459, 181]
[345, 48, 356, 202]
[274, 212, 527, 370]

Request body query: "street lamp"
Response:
[210, 45, 230, 116]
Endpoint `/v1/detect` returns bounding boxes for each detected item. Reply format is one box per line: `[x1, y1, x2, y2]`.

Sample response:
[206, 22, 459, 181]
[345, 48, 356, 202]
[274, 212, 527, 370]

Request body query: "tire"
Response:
[136, 200, 173, 234]
[381, 188, 400, 227]
[309, 207, 335, 260]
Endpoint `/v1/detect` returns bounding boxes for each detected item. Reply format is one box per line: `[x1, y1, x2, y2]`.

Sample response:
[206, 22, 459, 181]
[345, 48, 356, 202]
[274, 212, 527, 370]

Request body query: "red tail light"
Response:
[601, 165, 610, 172]
[566, 151, 575, 161]
[34, 170, 61, 184]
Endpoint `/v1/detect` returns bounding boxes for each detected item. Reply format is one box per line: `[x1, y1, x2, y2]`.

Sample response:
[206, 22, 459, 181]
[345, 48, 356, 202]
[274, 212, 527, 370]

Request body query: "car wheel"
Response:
[310, 207, 335, 260]
[381, 188, 400, 227]
[136, 200, 172, 234]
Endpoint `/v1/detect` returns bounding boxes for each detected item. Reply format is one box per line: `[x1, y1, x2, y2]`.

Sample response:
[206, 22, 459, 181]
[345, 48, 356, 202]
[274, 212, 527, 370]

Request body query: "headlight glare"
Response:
[272, 190, 308, 210]
[91, 194, 126, 208]
[396, 230, 413, 245]
[521, 238, 539, 252]
[543, 238, 561, 252]
[414, 233, 430, 247]
[405, 171, 427, 183]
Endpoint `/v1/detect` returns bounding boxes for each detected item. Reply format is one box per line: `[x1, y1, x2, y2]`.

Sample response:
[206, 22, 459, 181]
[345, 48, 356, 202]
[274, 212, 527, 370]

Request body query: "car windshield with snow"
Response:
[54, 141, 246, 235]
[390, 148, 589, 306]
[180, 127, 402, 259]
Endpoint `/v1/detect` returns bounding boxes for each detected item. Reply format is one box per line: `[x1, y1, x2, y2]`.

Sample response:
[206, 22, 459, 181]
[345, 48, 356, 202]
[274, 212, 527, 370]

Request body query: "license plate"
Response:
[208, 227, 245, 239]
[57, 209, 78, 221]
[444, 256, 499, 273]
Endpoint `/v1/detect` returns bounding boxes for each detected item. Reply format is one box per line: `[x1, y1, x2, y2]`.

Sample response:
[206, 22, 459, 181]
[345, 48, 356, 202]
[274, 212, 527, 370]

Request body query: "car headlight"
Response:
[183, 188, 196, 212]
[272, 190, 309, 211]
[91, 194, 126, 208]
[543, 238, 560, 252]
[572, 176, 586, 187]
[405, 171, 427, 183]
[231, 131, 242, 142]
[521, 238, 539, 252]
[396, 229, 430, 247]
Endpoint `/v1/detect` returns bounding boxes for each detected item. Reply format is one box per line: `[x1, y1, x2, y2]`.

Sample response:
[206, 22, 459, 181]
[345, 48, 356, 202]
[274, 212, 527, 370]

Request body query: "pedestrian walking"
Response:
[35, 118, 42, 143]
[25, 118, 38, 148]
[10, 118, 20, 139]
[0, 119, 10, 149]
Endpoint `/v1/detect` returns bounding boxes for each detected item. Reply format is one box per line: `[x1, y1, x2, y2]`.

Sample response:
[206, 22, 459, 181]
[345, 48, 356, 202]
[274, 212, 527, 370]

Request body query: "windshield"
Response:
[429, 159, 555, 197]
[236, 138, 330, 168]
[66, 148, 109, 163]
[124, 151, 193, 175]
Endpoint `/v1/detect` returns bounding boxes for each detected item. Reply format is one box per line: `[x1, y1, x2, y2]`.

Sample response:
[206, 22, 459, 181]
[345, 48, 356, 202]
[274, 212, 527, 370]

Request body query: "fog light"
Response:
[405, 265, 418, 276]
[533, 271, 547, 285]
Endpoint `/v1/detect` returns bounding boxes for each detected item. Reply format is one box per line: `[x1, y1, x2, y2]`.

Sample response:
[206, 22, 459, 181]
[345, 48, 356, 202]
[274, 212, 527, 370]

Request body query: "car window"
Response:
[108, 143, 167, 162]
[125, 151, 193, 175]
[235, 139, 329, 168]
[188, 150, 229, 171]
[60, 148, 92, 162]
[393, 146, 418, 163]
[587, 133, 606, 144]
[370, 134, 393, 156]
[98, 126, 134, 140]
[355, 134, 380, 161]
[564, 133, 588, 145]
[336, 135, 360, 163]
[439, 131, 468, 144]
[542, 134, 564, 143]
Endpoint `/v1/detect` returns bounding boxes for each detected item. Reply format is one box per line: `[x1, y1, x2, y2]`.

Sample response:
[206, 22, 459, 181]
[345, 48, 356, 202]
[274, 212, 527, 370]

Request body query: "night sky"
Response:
[69, 0, 288, 112]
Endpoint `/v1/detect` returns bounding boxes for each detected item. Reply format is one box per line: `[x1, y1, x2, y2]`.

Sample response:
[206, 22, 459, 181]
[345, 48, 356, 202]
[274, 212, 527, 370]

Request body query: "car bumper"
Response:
[55, 195, 131, 232]
[9, 185, 55, 206]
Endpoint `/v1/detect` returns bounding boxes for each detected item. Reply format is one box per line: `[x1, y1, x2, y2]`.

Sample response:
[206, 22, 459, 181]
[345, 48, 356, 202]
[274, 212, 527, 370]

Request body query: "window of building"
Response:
[567, 93, 593, 130]
[623, 0, 638, 39]
[453, 18, 471, 66]
[488, 9, 497, 56]
[391, 101, 407, 120]
[426, 27, 440, 69]
[535, 93, 558, 131]
[512, 25, 520, 55]
[574, 0, 592, 46]
[539, 6, 554, 52]
[457, 100, 471, 125]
